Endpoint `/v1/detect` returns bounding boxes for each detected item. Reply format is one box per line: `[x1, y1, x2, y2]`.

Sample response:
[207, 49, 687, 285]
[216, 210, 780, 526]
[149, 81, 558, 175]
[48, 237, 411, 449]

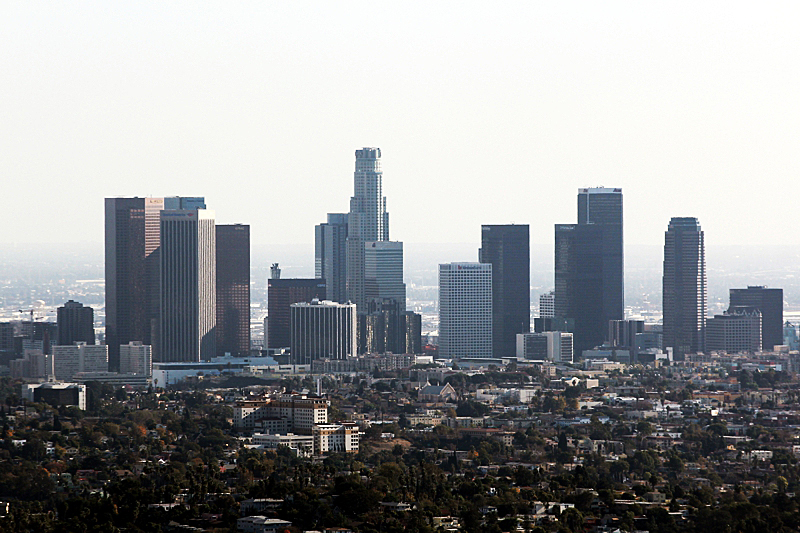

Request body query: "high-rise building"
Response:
[357, 298, 420, 354]
[364, 241, 406, 309]
[346, 148, 391, 310]
[315, 213, 349, 303]
[729, 286, 783, 351]
[51, 343, 108, 381]
[662, 217, 707, 359]
[290, 300, 357, 365]
[216, 224, 250, 357]
[539, 291, 555, 319]
[158, 208, 216, 362]
[479, 225, 530, 357]
[554, 188, 623, 355]
[516, 332, 573, 362]
[268, 279, 327, 349]
[706, 309, 762, 354]
[608, 320, 644, 352]
[105, 196, 206, 369]
[438, 263, 492, 359]
[57, 300, 94, 346]
[119, 341, 153, 377]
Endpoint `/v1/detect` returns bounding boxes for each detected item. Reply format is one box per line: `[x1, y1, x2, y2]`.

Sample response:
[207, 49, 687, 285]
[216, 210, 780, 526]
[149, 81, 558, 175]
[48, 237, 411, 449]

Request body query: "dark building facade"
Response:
[216, 224, 250, 356]
[662, 217, 707, 359]
[608, 319, 644, 352]
[57, 300, 95, 346]
[479, 224, 530, 358]
[729, 286, 783, 351]
[315, 213, 349, 303]
[357, 298, 422, 355]
[268, 279, 326, 349]
[554, 188, 623, 355]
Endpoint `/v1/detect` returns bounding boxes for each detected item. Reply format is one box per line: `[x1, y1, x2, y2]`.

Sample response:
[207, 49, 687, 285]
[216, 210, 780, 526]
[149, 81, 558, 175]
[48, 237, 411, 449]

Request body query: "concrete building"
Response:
[662, 217, 707, 359]
[516, 331, 573, 362]
[313, 423, 360, 454]
[539, 291, 555, 319]
[438, 263, 492, 359]
[706, 309, 762, 354]
[234, 393, 329, 431]
[22, 382, 86, 410]
[119, 341, 152, 377]
[51, 343, 108, 381]
[290, 300, 357, 365]
[158, 208, 216, 362]
[56, 300, 94, 346]
[315, 213, 349, 303]
[729, 286, 783, 351]
[479, 224, 530, 358]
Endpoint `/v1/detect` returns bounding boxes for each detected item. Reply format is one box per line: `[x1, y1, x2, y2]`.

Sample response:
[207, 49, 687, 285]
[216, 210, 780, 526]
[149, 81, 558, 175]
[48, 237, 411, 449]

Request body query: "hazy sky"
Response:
[2, 2, 799, 248]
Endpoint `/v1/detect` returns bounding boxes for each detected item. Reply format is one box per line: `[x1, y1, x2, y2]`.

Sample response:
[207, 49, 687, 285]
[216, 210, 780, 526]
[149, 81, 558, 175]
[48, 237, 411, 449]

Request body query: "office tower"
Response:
[119, 341, 152, 376]
[51, 343, 108, 381]
[0, 323, 13, 354]
[539, 291, 555, 318]
[216, 224, 250, 357]
[438, 263, 492, 359]
[105, 196, 206, 369]
[706, 309, 762, 353]
[271, 263, 281, 280]
[57, 300, 94, 346]
[357, 298, 420, 354]
[479, 225, 530, 358]
[268, 279, 327, 349]
[290, 300, 357, 365]
[346, 148, 391, 310]
[158, 208, 216, 362]
[401, 311, 423, 354]
[784, 322, 800, 351]
[516, 331, 573, 362]
[364, 241, 406, 309]
[729, 286, 783, 351]
[662, 217, 707, 359]
[315, 213, 349, 303]
[555, 188, 623, 355]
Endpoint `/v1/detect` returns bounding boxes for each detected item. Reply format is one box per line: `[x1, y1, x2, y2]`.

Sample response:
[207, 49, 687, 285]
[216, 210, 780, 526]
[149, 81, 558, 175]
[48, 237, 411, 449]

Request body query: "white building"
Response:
[251, 433, 314, 456]
[22, 383, 86, 410]
[313, 423, 360, 454]
[119, 341, 152, 376]
[539, 291, 555, 318]
[438, 263, 492, 359]
[236, 516, 292, 533]
[290, 300, 357, 365]
[51, 343, 108, 381]
[234, 393, 329, 431]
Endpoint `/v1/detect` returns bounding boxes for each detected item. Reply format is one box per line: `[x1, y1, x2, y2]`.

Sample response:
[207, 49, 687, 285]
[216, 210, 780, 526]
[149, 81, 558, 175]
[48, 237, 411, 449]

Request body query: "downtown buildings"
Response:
[554, 188, 624, 354]
[105, 197, 249, 366]
[438, 263, 493, 359]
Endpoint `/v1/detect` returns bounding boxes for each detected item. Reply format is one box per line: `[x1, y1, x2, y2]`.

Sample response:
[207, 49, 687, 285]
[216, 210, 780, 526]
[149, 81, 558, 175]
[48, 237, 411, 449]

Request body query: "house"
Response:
[418, 383, 458, 403]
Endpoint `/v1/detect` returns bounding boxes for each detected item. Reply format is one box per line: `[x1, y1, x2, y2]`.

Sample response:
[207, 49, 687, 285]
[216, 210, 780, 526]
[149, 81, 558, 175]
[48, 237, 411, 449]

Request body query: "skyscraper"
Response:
[662, 217, 707, 359]
[554, 188, 623, 355]
[729, 286, 783, 351]
[268, 279, 327, 349]
[105, 196, 206, 369]
[438, 263, 492, 359]
[216, 224, 250, 357]
[364, 241, 406, 309]
[346, 148, 392, 311]
[158, 208, 216, 362]
[57, 300, 94, 346]
[315, 213, 349, 303]
[479, 224, 530, 357]
[706, 309, 761, 354]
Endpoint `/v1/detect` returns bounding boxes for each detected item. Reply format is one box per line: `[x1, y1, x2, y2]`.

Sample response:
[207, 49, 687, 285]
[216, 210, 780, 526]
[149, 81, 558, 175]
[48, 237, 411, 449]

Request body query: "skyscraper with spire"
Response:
[345, 148, 404, 312]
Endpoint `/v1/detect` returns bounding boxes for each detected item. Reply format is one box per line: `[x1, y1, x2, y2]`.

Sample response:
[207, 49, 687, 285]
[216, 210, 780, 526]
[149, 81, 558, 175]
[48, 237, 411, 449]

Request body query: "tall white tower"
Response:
[438, 263, 493, 359]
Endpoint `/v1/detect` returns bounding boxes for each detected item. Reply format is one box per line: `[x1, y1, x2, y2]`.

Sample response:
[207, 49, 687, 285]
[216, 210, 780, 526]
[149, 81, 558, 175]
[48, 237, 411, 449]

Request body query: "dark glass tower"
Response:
[268, 279, 327, 349]
[105, 197, 147, 371]
[662, 217, 707, 359]
[554, 188, 623, 355]
[57, 300, 95, 346]
[479, 224, 530, 357]
[729, 286, 783, 351]
[216, 224, 250, 356]
[315, 213, 348, 303]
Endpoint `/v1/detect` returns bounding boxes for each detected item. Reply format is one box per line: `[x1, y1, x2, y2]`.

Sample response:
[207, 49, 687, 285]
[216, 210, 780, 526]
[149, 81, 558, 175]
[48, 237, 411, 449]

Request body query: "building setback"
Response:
[479, 224, 530, 358]
[57, 300, 94, 346]
[268, 279, 327, 349]
[216, 224, 250, 356]
[290, 300, 357, 365]
[438, 263, 492, 359]
[662, 217, 707, 359]
[729, 286, 783, 351]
